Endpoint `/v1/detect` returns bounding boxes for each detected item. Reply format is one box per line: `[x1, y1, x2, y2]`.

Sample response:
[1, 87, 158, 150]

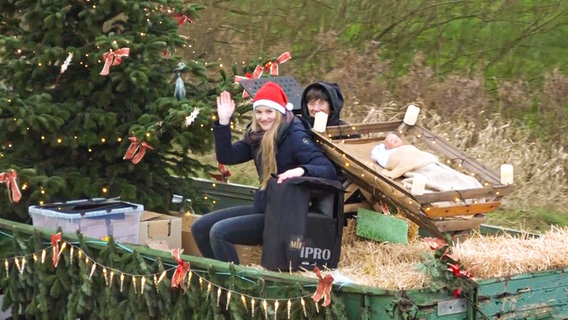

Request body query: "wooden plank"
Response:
[339, 169, 446, 238]
[325, 121, 401, 138]
[433, 216, 487, 232]
[344, 202, 371, 213]
[414, 187, 508, 203]
[424, 202, 501, 218]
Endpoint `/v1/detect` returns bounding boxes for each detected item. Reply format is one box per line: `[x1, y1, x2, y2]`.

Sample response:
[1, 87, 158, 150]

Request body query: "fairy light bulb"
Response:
[132, 276, 137, 294]
[141, 277, 146, 295]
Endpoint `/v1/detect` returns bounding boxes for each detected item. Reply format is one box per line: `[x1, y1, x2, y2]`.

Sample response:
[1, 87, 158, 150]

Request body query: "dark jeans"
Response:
[190, 205, 264, 264]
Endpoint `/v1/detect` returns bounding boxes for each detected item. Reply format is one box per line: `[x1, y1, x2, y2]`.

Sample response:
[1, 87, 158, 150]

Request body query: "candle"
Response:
[403, 104, 421, 126]
[313, 112, 328, 132]
[500, 164, 514, 184]
[410, 174, 426, 195]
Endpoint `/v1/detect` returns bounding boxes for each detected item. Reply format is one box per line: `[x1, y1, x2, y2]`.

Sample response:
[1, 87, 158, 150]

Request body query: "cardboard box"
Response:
[181, 213, 261, 265]
[138, 211, 182, 250]
[181, 213, 202, 257]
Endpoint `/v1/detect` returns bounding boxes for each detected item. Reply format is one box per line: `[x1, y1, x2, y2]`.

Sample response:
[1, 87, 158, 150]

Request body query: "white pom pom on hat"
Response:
[252, 81, 294, 114]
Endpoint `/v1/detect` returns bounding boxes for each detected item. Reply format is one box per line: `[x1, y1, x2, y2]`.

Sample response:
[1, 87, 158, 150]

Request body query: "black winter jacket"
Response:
[214, 116, 337, 211]
[300, 82, 346, 127]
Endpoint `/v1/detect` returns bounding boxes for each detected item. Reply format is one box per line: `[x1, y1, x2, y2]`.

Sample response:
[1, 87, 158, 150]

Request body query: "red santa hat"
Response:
[253, 82, 294, 114]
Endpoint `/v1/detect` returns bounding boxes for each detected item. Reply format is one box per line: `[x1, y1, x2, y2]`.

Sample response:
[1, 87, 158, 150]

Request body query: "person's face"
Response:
[307, 99, 330, 117]
[254, 106, 278, 131]
[384, 134, 402, 149]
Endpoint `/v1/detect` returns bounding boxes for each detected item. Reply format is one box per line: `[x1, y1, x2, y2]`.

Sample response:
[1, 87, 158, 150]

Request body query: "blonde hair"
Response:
[251, 112, 284, 189]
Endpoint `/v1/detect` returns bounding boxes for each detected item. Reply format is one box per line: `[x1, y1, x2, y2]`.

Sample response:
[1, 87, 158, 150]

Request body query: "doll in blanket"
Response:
[371, 133, 483, 193]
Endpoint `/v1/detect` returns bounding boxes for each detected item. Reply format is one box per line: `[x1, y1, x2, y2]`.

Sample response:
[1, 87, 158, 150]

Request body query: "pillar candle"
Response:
[410, 174, 426, 195]
[500, 164, 514, 185]
[403, 104, 420, 126]
[313, 112, 328, 132]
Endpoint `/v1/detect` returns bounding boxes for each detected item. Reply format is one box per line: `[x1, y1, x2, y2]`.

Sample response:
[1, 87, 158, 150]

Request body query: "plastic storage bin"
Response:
[29, 199, 143, 243]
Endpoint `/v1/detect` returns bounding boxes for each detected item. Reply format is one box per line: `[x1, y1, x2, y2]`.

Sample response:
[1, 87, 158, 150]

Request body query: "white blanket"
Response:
[401, 162, 482, 192]
[373, 144, 483, 192]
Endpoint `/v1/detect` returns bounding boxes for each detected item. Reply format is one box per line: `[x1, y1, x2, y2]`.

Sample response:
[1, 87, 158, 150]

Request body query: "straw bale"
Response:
[328, 222, 568, 289]
[453, 226, 568, 279]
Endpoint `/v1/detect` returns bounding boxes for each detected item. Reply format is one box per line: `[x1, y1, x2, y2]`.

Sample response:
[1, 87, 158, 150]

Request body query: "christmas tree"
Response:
[0, 0, 238, 221]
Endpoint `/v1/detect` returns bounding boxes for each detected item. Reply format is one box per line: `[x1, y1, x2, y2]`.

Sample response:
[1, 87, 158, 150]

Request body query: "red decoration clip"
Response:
[0, 170, 22, 203]
[423, 237, 447, 250]
[447, 263, 473, 279]
[264, 51, 291, 76]
[210, 163, 232, 182]
[100, 48, 130, 76]
[51, 232, 63, 268]
[234, 65, 264, 99]
[123, 136, 153, 165]
[173, 14, 193, 26]
[312, 266, 334, 307]
[171, 248, 191, 289]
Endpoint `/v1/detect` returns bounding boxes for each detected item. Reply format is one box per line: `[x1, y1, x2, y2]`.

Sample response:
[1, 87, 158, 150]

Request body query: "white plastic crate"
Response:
[29, 199, 143, 243]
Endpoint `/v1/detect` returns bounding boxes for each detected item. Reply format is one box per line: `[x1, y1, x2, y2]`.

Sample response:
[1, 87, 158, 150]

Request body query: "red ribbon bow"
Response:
[312, 266, 334, 307]
[0, 170, 22, 203]
[452, 287, 462, 299]
[423, 237, 447, 250]
[123, 136, 154, 165]
[264, 51, 291, 76]
[51, 232, 63, 268]
[233, 65, 264, 99]
[447, 263, 473, 279]
[173, 14, 193, 26]
[171, 248, 191, 289]
[210, 163, 232, 182]
[100, 48, 130, 76]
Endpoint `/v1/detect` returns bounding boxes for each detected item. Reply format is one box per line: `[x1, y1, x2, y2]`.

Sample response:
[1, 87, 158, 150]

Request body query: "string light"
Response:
[132, 276, 137, 294]
[262, 299, 268, 319]
[226, 291, 231, 310]
[216, 287, 222, 307]
[274, 300, 279, 320]
[0, 238, 328, 318]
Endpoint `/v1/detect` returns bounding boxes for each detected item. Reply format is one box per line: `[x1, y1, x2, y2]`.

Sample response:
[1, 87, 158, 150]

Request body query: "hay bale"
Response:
[332, 223, 568, 289]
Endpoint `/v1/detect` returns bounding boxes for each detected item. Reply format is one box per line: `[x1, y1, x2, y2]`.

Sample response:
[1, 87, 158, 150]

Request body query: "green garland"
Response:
[0, 229, 347, 319]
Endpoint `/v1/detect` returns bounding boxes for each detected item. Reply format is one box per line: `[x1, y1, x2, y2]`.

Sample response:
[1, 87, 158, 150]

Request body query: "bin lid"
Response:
[238, 76, 304, 114]
[31, 199, 140, 218]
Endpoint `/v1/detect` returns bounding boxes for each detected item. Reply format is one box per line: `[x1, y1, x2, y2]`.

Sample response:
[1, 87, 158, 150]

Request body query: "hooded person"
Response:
[191, 81, 337, 264]
[300, 82, 347, 127]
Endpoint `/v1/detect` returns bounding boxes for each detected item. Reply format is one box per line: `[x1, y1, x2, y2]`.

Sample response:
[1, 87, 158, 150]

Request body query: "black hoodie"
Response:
[300, 82, 347, 127]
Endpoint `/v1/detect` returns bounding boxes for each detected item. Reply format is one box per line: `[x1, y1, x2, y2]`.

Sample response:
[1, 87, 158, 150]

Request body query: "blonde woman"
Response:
[192, 82, 337, 264]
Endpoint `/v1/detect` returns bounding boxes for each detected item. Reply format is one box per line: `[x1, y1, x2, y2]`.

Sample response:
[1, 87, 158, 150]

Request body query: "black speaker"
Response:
[262, 177, 344, 271]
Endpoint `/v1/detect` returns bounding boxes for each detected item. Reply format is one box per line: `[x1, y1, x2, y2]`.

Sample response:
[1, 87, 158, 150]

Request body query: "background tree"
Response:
[0, 0, 240, 221]
[190, 0, 567, 141]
